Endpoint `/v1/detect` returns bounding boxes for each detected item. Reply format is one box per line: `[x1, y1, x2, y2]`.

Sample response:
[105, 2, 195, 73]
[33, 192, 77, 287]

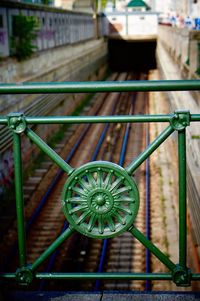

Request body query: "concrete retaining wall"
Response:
[0, 38, 108, 191]
[158, 25, 200, 79]
[0, 38, 107, 114]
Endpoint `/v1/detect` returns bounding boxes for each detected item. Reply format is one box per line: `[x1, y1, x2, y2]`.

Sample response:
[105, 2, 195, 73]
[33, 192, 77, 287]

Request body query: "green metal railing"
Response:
[0, 80, 200, 287]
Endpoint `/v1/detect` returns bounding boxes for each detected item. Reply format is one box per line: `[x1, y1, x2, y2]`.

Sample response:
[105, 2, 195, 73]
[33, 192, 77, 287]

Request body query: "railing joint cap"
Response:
[170, 110, 190, 131]
[15, 265, 34, 285]
[172, 264, 191, 287]
[7, 112, 26, 134]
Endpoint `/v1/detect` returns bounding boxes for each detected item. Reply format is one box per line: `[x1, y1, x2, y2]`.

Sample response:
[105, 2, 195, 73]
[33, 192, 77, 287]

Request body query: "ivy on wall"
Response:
[11, 14, 39, 61]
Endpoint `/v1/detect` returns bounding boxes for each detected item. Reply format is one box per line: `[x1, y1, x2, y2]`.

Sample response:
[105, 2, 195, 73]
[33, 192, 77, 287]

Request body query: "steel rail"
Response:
[3, 86, 113, 271]
[95, 86, 135, 290]
[129, 226, 176, 272]
[0, 80, 199, 94]
[2, 74, 121, 272]
[42, 83, 124, 290]
[95, 113, 132, 290]
[25, 128, 74, 175]
[31, 227, 75, 271]
[36, 74, 123, 289]
[126, 125, 175, 174]
[1, 78, 200, 287]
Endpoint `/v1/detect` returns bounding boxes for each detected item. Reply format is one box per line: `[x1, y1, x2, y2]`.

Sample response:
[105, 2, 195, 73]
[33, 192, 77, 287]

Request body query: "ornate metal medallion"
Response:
[62, 161, 139, 238]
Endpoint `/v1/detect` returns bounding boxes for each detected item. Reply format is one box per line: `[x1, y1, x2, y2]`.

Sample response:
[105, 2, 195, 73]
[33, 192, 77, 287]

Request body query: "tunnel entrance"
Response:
[108, 39, 157, 72]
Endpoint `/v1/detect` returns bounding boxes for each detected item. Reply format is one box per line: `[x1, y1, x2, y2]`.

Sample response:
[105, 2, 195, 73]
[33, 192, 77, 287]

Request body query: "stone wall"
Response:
[0, 38, 108, 191]
[158, 25, 200, 79]
[0, 38, 107, 114]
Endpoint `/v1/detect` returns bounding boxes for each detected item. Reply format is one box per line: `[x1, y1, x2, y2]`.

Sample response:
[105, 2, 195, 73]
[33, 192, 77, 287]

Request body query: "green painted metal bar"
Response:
[31, 227, 75, 271]
[25, 128, 74, 175]
[0, 273, 16, 279]
[1, 273, 200, 280]
[13, 132, 26, 268]
[1, 114, 200, 125]
[35, 273, 172, 280]
[178, 129, 187, 268]
[26, 115, 172, 124]
[126, 125, 174, 174]
[192, 274, 200, 280]
[0, 116, 7, 124]
[129, 226, 176, 271]
[0, 80, 199, 94]
[190, 115, 200, 121]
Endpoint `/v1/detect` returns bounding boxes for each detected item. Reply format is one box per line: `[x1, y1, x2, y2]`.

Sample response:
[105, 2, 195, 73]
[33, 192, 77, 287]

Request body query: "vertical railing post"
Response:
[178, 128, 187, 268]
[13, 132, 26, 268]
[8, 113, 27, 269]
[170, 111, 191, 286]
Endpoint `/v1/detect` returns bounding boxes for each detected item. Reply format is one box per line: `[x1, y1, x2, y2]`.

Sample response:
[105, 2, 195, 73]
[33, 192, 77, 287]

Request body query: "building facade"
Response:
[153, 0, 200, 17]
[54, 0, 74, 9]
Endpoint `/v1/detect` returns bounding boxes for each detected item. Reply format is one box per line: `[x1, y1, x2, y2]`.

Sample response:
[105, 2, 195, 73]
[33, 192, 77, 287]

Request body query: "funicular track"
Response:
[0, 71, 151, 291]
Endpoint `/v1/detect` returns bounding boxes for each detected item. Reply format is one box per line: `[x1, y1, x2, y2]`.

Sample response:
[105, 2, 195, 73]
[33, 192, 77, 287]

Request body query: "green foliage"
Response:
[192, 135, 200, 139]
[96, 0, 116, 10]
[41, 0, 51, 4]
[11, 14, 39, 61]
[101, 0, 108, 9]
[185, 58, 189, 66]
[196, 67, 200, 76]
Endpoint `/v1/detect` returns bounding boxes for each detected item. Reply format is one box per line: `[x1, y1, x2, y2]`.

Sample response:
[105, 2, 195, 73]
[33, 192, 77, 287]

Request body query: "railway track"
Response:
[0, 72, 130, 268]
[25, 71, 148, 291]
[1, 71, 199, 292]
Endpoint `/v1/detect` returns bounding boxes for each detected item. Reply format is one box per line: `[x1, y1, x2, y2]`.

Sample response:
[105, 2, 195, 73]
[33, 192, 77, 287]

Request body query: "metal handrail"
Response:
[0, 80, 200, 287]
[0, 80, 199, 94]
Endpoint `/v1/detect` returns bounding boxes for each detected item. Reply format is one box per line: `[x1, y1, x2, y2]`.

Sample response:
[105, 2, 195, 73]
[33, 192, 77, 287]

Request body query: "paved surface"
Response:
[4, 291, 200, 301]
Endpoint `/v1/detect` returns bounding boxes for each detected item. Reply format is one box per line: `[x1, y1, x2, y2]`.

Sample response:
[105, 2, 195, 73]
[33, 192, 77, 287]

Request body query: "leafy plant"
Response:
[41, 0, 51, 4]
[95, 0, 116, 10]
[11, 14, 39, 61]
[196, 67, 200, 76]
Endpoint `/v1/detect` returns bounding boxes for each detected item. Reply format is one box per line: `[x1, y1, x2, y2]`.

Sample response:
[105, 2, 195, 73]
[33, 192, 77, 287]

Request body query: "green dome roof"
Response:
[127, 0, 150, 9]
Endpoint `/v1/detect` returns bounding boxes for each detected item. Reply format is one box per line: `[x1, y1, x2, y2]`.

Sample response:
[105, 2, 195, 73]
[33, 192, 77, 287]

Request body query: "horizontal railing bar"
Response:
[36, 273, 172, 280]
[26, 115, 173, 124]
[192, 274, 200, 280]
[191, 115, 200, 121]
[0, 80, 199, 94]
[0, 117, 7, 124]
[1, 273, 200, 280]
[0, 114, 200, 126]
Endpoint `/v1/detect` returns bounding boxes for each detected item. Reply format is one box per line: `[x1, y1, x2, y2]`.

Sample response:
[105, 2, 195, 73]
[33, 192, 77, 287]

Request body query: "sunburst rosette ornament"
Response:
[62, 161, 140, 239]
